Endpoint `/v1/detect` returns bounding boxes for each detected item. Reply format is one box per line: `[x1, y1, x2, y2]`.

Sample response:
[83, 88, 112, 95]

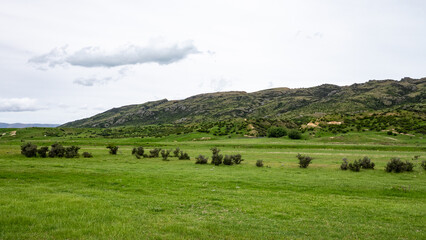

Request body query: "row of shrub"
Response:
[130, 146, 190, 161]
[21, 143, 93, 158]
[340, 156, 424, 173]
[195, 147, 244, 166]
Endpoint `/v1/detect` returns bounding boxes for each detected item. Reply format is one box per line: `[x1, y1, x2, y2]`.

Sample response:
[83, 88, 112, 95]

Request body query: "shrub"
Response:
[178, 151, 190, 160]
[256, 160, 264, 167]
[223, 155, 234, 165]
[64, 146, 80, 158]
[421, 160, 426, 170]
[195, 155, 208, 164]
[211, 147, 223, 166]
[132, 146, 144, 158]
[82, 152, 93, 158]
[161, 149, 171, 161]
[231, 154, 244, 164]
[387, 131, 393, 135]
[340, 158, 348, 170]
[359, 156, 375, 169]
[297, 154, 313, 168]
[267, 126, 287, 138]
[288, 130, 302, 139]
[385, 158, 414, 173]
[49, 143, 65, 157]
[348, 160, 361, 172]
[149, 148, 161, 158]
[37, 146, 49, 158]
[106, 144, 119, 155]
[21, 143, 37, 157]
[173, 147, 180, 157]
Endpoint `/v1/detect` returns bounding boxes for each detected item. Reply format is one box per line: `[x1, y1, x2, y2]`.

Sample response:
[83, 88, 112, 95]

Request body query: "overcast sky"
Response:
[1, 0, 425, 124]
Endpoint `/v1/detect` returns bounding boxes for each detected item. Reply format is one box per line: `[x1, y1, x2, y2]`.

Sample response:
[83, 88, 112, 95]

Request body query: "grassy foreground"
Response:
[0, 130, 425, 239]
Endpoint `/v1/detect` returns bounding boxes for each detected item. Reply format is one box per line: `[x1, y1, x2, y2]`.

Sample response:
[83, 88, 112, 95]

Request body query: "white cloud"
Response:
[73, 76, 113, 86]
[28, 42, 200, 69]
[210, 78, 232, 92]
[0, 98, 42, 112]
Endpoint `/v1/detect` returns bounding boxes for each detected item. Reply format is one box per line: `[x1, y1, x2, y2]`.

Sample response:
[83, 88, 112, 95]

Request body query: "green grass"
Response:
[0, 130, 425, 239]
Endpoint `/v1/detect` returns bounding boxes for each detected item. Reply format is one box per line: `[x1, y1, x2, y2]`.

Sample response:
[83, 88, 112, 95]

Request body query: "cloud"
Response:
[29, 41, 200, 68]
[0, 98, 42, 112]
[210, 78, 232, 92]
[73, 76, 113, 86]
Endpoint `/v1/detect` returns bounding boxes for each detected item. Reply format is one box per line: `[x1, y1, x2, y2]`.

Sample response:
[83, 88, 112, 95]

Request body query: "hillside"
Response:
[62, 77, 426, 128]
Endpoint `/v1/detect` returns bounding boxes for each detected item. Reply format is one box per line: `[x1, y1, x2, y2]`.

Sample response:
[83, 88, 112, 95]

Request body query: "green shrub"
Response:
[288, 130, 302, 139]
[359, 156, 375, 169]
[178, 151, 190, 160]
[49, 143, 65, 157]
[421, 160, 426, 170]
[348, 160, 361, 172]
[297, 154, 312, 168]
[231, 154, 244, 164]
[385, 158, 414, 173]
[256, 160, 264, 167]
[21, 143, 37, 157]
[173, 147, 180, 157]
[211, 147, 223, 166]
[267, 126, 287, 138]
[223, 155, 234, 165]
[161, 149, 171, 161]
[64, 146, 80, 158]
[195, 155, 208, 164]
[106, 144, 119, 155]
[132, 147, 144, 158]
[387, 131, 393, 135]
[149, 148, 161, 158]
[82, 152, 93, 158]
[37, 146, 49, 158]
[340, 158, 348, 170]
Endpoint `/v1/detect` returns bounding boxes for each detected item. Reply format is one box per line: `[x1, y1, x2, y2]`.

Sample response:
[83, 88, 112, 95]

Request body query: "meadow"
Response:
[0, 128, 425, 239]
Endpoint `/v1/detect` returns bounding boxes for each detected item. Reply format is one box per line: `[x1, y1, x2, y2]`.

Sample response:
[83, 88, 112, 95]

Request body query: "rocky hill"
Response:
[62, 77, 426, 128]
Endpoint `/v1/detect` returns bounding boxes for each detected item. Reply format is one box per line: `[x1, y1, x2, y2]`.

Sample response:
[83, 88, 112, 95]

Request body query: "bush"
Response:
[49, 143, 65, 157]
[231, 154, 244, 164]
[359, 156, 375, 169]
[288, 130, 302, 139]
[82, 152, 93, 158]
[178, 151, 190, 160]
[421, 160, 426, 170]
[385, 158, 414, 173]
[211, 147, 223, 166]
[64, 146, 80, 158]
[256, 160, 264, 167]
[173, 147, 180, 157]
[340, 158, 348, 170]
[106, 144, 119, 155]
[132, 147, 144, 158]
[149, 148, 161, 158]
[161, 149, 171, 160]
[21, 143, 37, 157]
[348, 160, 361, 172]
[195, 155, 208, 164]
[267, 126, 287, 138]
[37, 146, 49, 158]
[223, 155, 234, 165]
[297, 154, 312, 168]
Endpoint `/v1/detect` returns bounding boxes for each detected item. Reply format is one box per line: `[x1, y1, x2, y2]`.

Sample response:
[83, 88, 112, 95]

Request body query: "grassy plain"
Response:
[0, 128, 425, 239]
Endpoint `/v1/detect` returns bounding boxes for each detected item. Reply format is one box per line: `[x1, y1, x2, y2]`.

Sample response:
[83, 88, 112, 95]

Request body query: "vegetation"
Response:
[211, 147, 223, 166]
[131, 146, 144, 159]
[296, 154, 313, 168]
[37, 146, 49, 158]
[64, 146, 80, 158]
[385, 158, 414, 173]
[82, 152, 93, 158]
[256, 159, 264, 167]
[20, 142, 37, 157]
[195, 154, 208, 164]
[49, 143, 65, 157]
[161, 149, 171, 160]
[267, 126, 287, 138]
[106, 144, 119, 155]
[288, 129, 302, 139]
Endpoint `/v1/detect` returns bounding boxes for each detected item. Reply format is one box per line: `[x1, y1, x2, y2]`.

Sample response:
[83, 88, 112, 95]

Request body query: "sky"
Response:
[1, 0, 425, 124]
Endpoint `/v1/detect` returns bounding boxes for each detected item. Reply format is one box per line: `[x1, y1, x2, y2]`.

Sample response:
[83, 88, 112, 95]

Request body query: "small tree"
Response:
[37, 146, 49, 158]
[231, 154, 244, 164]
[223, 155, 234, 165]
[106, 144, 119, 155]
[49, 143, 65, 157]
[195, 155, 208, 164]
[149, 148, 161, 158]
[173, 147, 180, 157]
[161, 149, 171, 161]
[340, 158, 349, 170]
[297, 154, 312, 168]
[348, 159, 361, 172]
[421, 160, 426, 170]
[359, 156, 375, 169]
[267, 126, 287, 138]
[64, 146, 80, 158]
[132, 147, 144, 158]
[178, 151, 190, 160]
[385, 158, 414, 173]
[256, 160, 264, 167]
[211, 147, 223, 166]
[21, 143, 37, 157]
[288, 130, 302, 139]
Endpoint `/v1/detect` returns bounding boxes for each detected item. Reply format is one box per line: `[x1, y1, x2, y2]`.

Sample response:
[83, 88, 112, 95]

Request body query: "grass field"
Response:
[0, 129, 425, 239]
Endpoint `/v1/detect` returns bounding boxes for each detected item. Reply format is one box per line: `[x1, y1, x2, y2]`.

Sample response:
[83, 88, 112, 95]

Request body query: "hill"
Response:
[62, 77, 425, 128]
